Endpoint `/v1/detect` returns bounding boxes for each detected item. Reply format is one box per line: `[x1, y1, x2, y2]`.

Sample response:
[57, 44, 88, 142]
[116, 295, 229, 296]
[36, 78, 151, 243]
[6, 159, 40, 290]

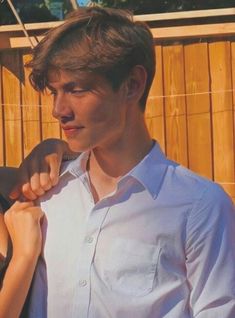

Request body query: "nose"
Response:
[52, 93, 74, 122]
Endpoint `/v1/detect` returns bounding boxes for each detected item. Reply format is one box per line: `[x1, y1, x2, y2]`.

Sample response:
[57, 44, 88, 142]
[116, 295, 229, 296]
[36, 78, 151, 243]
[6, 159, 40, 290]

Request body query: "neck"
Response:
[87, 109, 153, 202]
[89, 115, 153, 179]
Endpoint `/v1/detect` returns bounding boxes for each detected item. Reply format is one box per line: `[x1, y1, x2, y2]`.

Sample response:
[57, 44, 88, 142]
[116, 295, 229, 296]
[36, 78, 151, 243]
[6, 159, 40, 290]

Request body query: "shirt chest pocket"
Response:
[103, 238, 160, 297]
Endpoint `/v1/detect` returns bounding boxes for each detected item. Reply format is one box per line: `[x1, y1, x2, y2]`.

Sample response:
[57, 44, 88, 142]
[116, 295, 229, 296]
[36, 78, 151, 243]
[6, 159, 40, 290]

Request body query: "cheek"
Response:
[82, 100, 116, 125]
[88, 107, 109, 123]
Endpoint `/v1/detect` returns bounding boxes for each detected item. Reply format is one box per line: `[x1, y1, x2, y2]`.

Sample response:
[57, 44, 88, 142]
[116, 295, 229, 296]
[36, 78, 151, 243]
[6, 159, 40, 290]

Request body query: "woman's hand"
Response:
[0, 201, 45, 318]
[10, 138, 78, 200]
[4, 201, 44, 260]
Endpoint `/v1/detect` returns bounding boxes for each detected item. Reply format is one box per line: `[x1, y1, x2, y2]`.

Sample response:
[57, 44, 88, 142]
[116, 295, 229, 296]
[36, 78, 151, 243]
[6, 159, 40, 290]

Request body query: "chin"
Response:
[67, 139, 92, 153]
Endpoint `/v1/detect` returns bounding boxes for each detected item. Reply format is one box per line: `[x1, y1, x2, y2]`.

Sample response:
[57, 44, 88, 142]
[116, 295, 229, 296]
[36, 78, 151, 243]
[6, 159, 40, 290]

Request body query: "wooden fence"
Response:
[0, 9, 235, 202]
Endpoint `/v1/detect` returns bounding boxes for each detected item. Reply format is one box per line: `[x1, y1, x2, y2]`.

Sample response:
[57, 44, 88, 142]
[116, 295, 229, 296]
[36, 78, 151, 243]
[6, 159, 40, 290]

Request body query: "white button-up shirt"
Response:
[28, 142, 235, 318]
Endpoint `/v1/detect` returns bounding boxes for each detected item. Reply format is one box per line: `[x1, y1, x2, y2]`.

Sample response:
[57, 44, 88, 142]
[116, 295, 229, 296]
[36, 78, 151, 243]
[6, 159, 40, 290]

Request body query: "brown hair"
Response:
[27, 6, 156, 111]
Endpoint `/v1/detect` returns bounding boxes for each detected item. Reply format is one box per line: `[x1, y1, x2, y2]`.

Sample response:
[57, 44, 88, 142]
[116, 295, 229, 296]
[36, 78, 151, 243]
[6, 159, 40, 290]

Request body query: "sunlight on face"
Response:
[47, 69, 129, 152]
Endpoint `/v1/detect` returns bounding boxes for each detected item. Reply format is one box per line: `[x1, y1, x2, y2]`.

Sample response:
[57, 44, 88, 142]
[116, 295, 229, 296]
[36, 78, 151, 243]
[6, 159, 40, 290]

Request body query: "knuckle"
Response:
[41, 179, 52, 190]
[30, 183, 43, 195]
[46, 153, 59, 164]
[4, 210, 11, 221]
[22, 184, 37, 200]
[22, 182, 32, 194]
[4, 207, 17, 222]
[30, 184, 39, 193]
[51, 175, 59, 186]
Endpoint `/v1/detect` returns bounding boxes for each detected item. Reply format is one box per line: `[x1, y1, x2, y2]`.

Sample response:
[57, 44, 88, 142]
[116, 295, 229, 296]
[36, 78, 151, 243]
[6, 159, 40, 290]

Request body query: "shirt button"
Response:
[85, 236, 93, 244]
[79, 279, 87, 287]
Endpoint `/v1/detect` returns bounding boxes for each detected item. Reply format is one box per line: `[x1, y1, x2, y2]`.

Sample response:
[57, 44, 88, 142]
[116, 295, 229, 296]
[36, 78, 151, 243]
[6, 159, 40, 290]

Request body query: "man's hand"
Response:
[10, 138, 78, 200]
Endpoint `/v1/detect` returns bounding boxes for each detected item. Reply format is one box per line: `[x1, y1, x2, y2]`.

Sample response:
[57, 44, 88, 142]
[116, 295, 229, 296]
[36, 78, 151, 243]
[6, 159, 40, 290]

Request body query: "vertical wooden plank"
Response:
[1, 50, 22, 167]
[229, 40, 235, 202]
[22, 51, 41, 158]
[209, 41, 235, 187]
[41, 91, 61, 140]
[0, 53, 5, 165]
[162, 44, 188, 166]
[184, 42, 213, 179]
[146, 45, 165, 151]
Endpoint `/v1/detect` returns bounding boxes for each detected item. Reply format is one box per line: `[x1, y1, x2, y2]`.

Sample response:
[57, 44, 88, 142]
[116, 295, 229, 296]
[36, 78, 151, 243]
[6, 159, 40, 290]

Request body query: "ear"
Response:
[125, 65, 147, 103]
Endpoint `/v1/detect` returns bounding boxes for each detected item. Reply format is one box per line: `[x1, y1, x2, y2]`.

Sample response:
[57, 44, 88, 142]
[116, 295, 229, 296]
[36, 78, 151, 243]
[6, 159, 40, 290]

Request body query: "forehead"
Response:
[47, 68, 90, 85]
[46, 68, 117, 91]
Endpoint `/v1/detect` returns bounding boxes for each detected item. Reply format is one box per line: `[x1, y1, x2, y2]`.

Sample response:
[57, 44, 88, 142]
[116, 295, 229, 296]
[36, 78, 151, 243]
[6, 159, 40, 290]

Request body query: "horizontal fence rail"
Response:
[0, 14, 234, 202]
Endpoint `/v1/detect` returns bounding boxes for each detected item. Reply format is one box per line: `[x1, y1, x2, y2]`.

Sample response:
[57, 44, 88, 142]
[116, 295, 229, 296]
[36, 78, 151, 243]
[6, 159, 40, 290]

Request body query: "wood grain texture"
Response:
[152, 23, 235, 41]
[22, 52, 41, 157]
[146, 45, 165, 151]
[162, 44, 188, 167]
[41, 91, 60, 140]
[184, 42, 213, 178]
[1, 51, 22, 167]
[231, 41, 235, 202]
[209, 41, 234, 184]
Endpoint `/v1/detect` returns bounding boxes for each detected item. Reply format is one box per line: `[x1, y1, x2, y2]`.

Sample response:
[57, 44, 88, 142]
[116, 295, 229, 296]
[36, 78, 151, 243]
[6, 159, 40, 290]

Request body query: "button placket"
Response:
[74, 204, 112, 317]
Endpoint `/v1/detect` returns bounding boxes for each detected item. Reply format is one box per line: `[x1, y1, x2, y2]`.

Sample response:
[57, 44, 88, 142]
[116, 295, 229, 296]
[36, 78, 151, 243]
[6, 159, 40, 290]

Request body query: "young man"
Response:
[26, 6, 235, 318]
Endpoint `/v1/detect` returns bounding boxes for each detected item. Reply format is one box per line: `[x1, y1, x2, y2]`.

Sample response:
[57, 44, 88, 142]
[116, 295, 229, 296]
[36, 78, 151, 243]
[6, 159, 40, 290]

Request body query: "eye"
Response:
[69, 88, 88, 95]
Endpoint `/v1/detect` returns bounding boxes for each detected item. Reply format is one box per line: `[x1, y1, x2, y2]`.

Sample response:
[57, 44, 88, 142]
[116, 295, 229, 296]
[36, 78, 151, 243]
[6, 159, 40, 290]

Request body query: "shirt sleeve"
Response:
[185, 183, 235, 318]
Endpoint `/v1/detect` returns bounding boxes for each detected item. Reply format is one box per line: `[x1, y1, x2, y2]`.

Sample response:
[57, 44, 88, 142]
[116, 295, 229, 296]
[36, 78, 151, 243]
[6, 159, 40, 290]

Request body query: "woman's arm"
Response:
[0, 214, 8, 262]
[0, 201, 44, 318]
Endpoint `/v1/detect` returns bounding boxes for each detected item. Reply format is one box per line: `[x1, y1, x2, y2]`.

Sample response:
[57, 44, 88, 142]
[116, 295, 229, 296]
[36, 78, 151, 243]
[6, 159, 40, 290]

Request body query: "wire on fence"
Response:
[1, 88, 235, 108]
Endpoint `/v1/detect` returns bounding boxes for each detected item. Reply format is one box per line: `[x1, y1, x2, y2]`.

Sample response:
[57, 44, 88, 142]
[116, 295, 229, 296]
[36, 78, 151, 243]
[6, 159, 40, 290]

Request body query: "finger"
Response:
[30, 172, 46, 197]
[50, 168, 59, 187]
[21, 183, 38, 201]
[15, 158, 40, 200]
[25, 206, 44, 218]
[23, 157, 43, 193]
[9, 165, 28, 199]
[39, 172, 52, 191]
[21, 159, 43, 199]
[47, 154, 61, 186]
[8, 200, 34, 212]
[9, 184, 21, 200]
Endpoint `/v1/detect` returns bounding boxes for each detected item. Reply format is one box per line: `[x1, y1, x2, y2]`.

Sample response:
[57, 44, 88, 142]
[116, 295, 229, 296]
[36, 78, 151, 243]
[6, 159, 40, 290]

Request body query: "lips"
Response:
[61, 125, 84, 137]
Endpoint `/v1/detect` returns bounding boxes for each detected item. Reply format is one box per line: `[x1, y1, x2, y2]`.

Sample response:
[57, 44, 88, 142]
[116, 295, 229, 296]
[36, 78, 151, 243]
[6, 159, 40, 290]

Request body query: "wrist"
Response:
[11, 252, 39, 266]
[12, 244, 41, 261]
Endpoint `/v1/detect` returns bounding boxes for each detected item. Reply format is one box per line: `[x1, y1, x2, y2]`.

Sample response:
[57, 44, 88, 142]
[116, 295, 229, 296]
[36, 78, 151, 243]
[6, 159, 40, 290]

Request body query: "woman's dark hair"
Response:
[27, 6, 156, 111]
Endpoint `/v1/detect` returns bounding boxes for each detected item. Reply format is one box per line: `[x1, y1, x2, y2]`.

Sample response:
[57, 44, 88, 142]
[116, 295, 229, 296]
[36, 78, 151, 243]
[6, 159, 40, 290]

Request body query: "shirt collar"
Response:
[60, 141, 170, 199]
[60, 151, 90, 178]
[124, 141, 170, 199]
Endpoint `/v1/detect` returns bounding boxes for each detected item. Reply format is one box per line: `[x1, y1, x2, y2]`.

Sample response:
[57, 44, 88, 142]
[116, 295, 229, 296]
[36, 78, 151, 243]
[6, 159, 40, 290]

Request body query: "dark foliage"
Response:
[1, 0, 235, 25]
[98, 0, 235, 14]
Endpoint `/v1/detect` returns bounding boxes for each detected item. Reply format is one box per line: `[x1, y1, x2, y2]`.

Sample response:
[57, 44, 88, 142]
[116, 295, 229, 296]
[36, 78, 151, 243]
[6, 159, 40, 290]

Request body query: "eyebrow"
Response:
[47, 80, 91, 92]
[46, 81, 78, 91]
[63, 82, 78, 91]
